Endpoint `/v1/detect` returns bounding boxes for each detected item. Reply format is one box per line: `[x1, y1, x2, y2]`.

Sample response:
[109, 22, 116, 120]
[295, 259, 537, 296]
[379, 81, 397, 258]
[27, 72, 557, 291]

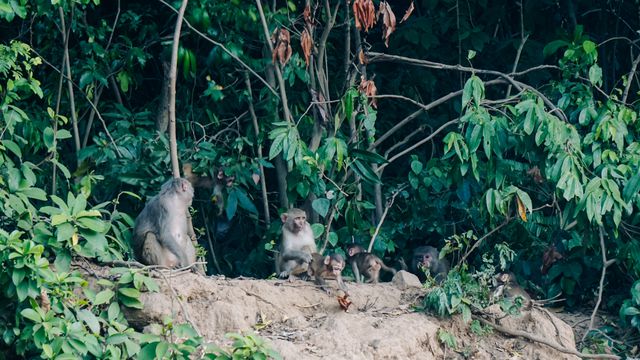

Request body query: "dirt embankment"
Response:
[111, 268, 579, 360]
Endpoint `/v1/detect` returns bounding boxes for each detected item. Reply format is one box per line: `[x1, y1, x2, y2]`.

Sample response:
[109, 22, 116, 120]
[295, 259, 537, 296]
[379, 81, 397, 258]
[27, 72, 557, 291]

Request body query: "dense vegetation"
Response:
[2, 0, 640, 357]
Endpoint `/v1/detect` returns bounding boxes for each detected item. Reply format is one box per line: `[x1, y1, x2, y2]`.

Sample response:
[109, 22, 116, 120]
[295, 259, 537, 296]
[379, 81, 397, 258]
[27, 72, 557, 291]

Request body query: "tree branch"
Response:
[168, 0, 189, 178]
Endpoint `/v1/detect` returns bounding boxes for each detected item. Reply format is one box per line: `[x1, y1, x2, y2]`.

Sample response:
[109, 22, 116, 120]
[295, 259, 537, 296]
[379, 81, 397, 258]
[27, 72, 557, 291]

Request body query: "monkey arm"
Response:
[350, 261, 363, 283]
[281, 250, 312, 263]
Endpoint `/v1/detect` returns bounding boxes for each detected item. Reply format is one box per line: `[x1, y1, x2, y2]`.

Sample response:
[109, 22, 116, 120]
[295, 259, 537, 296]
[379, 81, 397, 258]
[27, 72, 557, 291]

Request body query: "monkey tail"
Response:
[379, 261, 397, 275]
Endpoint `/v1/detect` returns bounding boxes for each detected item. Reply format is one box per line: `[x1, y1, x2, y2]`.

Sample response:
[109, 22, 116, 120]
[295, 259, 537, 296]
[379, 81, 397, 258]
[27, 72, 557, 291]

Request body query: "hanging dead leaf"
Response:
[301, 28, 313, 67]
[527, 166, 544, 183]
[272, 28, 292, 66]
[516, 195, 527, 222]
[352, 0, 376, 32]
[337, 293, 352, 312]
[358, 75, 377, 108]
[72, 232, 79, 246]
[303, 4, 312, 25]
[378, 1, 396, 47]
[358, 49, 368, 65]
[401, 1, 414, 23]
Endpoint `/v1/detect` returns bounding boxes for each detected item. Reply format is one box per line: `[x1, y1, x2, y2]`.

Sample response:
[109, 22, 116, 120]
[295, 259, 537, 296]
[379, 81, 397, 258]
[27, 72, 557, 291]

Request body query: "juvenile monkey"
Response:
[132, 178, 199, 271]
[346, 244, 396, 283]
[308, 252, 348, 294]
[411, 246, 450, 282]
[275, 208, 317, 280]
[492, 272, 532, 307]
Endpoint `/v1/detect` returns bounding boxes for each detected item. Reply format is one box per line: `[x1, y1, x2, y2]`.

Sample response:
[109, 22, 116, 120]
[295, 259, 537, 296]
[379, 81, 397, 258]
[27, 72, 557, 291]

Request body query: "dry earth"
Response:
[78, 265, 585, 360]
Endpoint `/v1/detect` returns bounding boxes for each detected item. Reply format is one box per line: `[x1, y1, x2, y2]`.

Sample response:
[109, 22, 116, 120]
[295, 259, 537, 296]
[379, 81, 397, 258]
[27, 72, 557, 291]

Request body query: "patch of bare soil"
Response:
[100, 267, 583, 360]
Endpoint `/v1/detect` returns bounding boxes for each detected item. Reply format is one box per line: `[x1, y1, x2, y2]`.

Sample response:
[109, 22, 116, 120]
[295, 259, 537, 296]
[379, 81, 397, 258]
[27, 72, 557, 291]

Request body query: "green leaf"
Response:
[311, 223, 325, 239]
[1, 139, 21, 158]
[233, 188, 258, 214]
[118, 296, 144, 309]
[77, 309, 100, 334]
[327, 232, 338, 246]
[582, 40, 597, 54]
[43, 127, 55, 150]
[118, 287, 141, 298]
[21, 308, 42, 323]
[351, 160, 381, 184]
[411, 160, 423, 174]
[543, 40, 569, 58]
[225, 189, 238, 220]
[350, 149, 388, 164]
[94, 289, 115, 305]
[588, 65, 602, 86]
[312, 198, 331, 217]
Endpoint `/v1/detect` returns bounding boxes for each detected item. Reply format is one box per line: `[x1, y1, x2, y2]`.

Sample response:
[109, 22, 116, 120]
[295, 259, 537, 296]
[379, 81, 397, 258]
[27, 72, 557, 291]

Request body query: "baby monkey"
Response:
[346, 244, 396, 283]
[492, 272, 532, 307]
[307, 253, 348, 295]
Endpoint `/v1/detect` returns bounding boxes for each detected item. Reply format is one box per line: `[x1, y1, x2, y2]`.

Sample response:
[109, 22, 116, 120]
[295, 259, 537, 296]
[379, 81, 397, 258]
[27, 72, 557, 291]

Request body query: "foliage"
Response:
[1, 0, 640, 356]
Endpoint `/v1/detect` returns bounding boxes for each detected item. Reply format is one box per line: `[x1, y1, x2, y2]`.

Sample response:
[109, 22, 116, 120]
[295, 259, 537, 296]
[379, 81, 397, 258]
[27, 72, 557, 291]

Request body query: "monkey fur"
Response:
[346, 244, 396, 283]
[411, 246, 450, 282]
[308, 252, 348, 294]
[275, 208, 317, 280]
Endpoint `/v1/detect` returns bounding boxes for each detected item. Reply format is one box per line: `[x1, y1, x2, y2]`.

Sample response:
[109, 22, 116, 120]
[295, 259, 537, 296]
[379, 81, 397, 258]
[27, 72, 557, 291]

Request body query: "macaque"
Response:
[492, 272, 532, 306]
[411, 246, 450, 282]
[308, 252, 348, 294]
[346, 244, 396, 283]
[275, 208, 317, 280]
[132, 178, 199, 271]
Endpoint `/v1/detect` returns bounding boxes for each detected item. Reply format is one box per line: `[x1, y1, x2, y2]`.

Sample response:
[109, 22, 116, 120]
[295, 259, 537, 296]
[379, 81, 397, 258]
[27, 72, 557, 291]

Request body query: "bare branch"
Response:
[168, 0, 189, 178]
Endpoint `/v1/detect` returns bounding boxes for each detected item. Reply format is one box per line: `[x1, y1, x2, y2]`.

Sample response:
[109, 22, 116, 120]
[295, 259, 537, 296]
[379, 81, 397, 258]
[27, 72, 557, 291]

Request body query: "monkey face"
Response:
[325, 255, 344, 276]
[292, 215, 307, 231]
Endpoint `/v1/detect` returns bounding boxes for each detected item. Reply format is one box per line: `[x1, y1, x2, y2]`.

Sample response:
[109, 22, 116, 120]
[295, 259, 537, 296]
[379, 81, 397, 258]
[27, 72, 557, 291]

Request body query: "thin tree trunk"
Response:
[168, 0, 189, 178]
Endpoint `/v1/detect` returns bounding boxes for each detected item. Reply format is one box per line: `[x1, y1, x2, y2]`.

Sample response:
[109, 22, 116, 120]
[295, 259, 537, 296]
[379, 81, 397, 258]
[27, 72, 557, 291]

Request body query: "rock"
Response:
[392, 270, 422, 289]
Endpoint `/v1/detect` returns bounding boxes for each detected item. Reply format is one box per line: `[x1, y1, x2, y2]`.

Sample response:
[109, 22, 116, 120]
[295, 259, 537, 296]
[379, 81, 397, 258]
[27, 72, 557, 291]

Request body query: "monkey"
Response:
[492, 272, 532, 307]
[346, 244, 396, 283]
[275, 208, 317, 280]
[132, 178, 200, 272]
[307, 252, 348, 294]
[410, 246, 450, 283]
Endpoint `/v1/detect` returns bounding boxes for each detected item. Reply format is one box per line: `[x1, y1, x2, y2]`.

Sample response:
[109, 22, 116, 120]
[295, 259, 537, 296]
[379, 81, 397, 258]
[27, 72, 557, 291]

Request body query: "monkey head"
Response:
[325, 254, 345, 276]
[412, 246, 439, 272]
[347, 244, 365, 258]
[281, 208, 308, 234]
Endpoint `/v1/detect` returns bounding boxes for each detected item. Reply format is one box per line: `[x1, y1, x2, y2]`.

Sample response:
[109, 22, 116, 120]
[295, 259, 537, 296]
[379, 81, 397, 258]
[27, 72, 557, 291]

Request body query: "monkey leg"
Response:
[279, 259, 309, 280]
[141, 233, 179, 268]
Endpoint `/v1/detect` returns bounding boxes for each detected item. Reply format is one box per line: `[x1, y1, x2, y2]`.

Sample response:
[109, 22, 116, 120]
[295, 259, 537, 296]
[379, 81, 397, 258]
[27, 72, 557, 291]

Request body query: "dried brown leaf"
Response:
[337, 294, 352, 312]
[301, 28, 313, 67]
[358, 76, 377, 108]
[303, 4, 312, 25]
[353, 0, 376, 32]
[516, 195, 527, 222]
[379, 1, 396, 47]
[272, 28, 293, 66]
[358, 49, 368, 65]
[400, 1, 414, 23]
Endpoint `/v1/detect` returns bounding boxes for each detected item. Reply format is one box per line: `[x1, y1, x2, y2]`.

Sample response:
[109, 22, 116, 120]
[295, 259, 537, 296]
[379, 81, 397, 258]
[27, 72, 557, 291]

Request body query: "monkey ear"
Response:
[324, 256, 331, 265]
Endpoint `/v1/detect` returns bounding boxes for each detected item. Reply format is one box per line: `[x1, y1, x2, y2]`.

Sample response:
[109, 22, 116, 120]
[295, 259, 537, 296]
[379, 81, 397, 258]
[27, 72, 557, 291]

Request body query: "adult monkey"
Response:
[275, 208, 317, 280]
[132, 177, 201, 272]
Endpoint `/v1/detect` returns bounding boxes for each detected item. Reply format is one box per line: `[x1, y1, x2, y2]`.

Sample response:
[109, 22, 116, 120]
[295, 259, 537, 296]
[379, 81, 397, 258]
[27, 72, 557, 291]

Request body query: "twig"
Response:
[367, 186, 405, 253]
[459, 219, 510, 265]
[379, 119, 458, 172]
[154, 268, 201, 336]
[581, 226, 617, 343]
[475, 316, 620, 359]
[58, 6, 81, 167]
[201, 205, 223, 274]
[506, 33, 530, 98]
[622, 53, 640, 104]
[168, 0, 189, 178]
[367, 52, 567, 122]
[156, 0, 276, 97]
[255, 0, 293, 122]
[245, 72, 271, 226]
